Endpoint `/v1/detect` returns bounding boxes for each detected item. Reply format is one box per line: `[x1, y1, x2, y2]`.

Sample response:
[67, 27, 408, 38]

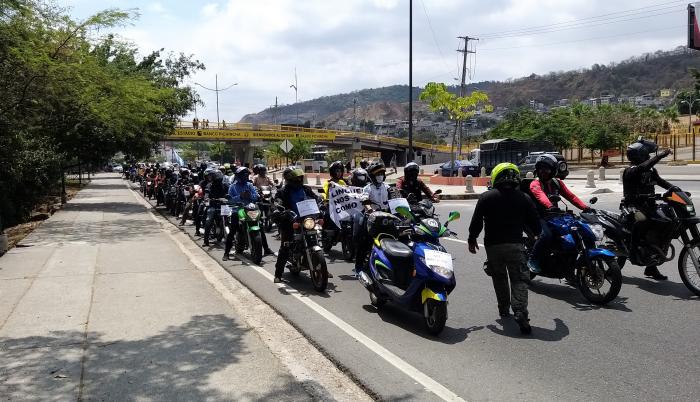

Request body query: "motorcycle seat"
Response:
[380, 239, 413, 258]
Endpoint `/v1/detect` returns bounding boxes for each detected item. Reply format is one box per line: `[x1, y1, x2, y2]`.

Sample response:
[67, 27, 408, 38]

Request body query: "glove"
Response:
[546, 206, 560, 213]
[660, 148, 672, 158]
[468, 239, 479, 254]
[583, 207, 594, 213]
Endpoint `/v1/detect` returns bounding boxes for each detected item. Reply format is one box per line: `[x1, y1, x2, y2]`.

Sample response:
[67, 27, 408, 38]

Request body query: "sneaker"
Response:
[203, 241, 210, 247]
[527, 259, 541, 274]
[273, 277, 282, 284]
[644, 266, 668, 281]
[498, 306, 511, 318]
[514, 312, 532, 335]
[195, 231, 202, 237]
[222, 253, 230, 261]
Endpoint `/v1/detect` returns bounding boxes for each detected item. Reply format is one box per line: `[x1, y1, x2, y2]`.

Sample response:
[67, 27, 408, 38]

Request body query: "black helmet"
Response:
[351, 168, 369, 187]
[235, 166, 250, 182]
[258, 165, 267, 175]
[367, 161, 386, 185]
[329, 160, 344, 179]
[627, 138, 658, 165]
[252, 164, 261, 175]
[360, 159, 369, 169]
[534, 154, 558, 172]
[404, 162, 420, 181]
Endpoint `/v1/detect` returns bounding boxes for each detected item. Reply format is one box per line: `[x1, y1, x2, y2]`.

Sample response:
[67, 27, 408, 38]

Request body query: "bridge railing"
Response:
[175, 121, 455, 153]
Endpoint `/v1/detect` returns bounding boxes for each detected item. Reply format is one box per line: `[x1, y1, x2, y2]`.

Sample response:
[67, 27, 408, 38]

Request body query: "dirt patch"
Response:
[2, 183, 87, 251]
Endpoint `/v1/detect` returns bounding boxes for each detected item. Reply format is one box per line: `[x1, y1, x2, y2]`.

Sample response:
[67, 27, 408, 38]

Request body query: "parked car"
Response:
[517, 152, 569, 179]
[112, 164, 123, 173]
[439, 160, 480, 177]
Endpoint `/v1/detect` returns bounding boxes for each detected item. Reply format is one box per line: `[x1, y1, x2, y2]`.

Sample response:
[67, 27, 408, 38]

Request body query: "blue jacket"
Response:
[228, 180, 258, 203]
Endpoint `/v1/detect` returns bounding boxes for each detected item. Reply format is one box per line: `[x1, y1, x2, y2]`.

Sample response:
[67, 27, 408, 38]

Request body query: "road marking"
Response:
[127, 183, 465, 401]
[443, 237, 485, 249]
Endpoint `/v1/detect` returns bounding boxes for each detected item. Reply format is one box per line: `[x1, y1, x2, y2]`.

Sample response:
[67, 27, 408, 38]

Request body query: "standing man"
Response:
[467, 163, 541, 335]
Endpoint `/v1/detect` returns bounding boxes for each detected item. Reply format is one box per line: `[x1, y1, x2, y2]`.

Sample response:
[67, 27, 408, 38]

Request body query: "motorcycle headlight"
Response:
[247, 210, 260, 220]
[263, 191, 271, 195]
[686, 205, 695, 215]
[589, 223, 605, 241]
[418, 257, 454, 279]
[303, 217, 316, 230]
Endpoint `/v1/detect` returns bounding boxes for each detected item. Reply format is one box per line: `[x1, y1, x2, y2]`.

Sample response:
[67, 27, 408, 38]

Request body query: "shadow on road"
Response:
[529, 280, 633, 312]
[487, 317, 570, 341]
[361, 304, 483, 344]
[0, 315, 310, 401]
[622, 275, 697, 300]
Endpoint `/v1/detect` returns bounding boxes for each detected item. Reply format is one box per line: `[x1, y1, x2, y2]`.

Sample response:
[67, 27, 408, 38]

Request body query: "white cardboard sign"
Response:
[220, 205, 232, 216]
[296, 199, 320, 217]
[423, 249, 453, 271]
[388, 197, 410, 214]
[328, 182, 363, 227]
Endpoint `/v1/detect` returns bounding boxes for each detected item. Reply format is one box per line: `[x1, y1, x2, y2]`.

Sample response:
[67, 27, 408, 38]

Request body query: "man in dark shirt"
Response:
[468, 163, 541, 334]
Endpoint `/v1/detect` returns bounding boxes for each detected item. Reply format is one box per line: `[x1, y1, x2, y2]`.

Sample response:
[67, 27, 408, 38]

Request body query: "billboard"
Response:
[689, 3, 700, 50]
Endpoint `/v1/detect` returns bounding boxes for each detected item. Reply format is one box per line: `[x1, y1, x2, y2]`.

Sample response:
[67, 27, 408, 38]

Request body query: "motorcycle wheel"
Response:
[423, 299, 447, 336]
[289, 263, 301, 276]
[216, 218, 225, 242]
[678, 245, 700, 297]
[369, 291, 386, 309]
[235, 229, 245, 254]
[322, 233, 333, 253]
[264, 217, 273, 232]
[341, 236, 355, 261]
[577, 257, 622, 305]
[310, 249, 328, 292]
[250, 231, 263, 265]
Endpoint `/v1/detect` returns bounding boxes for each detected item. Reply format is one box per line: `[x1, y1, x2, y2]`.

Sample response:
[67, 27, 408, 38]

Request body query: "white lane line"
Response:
[443, 237, 485, 248]
[128, 184, 465, 402]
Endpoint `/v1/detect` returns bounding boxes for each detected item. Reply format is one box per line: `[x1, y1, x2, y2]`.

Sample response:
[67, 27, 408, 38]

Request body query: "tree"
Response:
[324, 149, 346, 165]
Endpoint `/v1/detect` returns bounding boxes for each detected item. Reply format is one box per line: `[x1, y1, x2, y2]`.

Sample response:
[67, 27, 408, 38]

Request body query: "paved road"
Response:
[138, 178, 700, 402]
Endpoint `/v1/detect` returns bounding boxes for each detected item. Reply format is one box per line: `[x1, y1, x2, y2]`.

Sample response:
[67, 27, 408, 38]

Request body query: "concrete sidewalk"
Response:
[0, 174, 362, 401]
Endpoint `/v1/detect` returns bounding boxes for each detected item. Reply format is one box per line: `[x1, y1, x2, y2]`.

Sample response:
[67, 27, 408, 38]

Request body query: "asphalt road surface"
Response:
[135, 180, 700, 402]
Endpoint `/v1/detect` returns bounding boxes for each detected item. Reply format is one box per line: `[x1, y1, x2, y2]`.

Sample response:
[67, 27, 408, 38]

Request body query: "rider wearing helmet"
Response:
[350, 168, 369, 188]
[353, 161, 392, 275]
[527, 154, 589, 274]
[468, 163, 540, 334]
[272, 167, 322, 283]
[359, 159, 369, 169]
[202, 169, 229, 247]
[223, 167, 274, 260]
[396, 162, 439, 203]
[323, 161, 347, 200]
[623, 138, 675, 280]
[252, 164, 273, 188]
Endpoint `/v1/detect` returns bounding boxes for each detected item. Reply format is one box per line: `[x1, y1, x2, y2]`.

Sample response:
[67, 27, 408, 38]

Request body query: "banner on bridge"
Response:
[328, 182, 364, 227]
[168, 128, 336, 141]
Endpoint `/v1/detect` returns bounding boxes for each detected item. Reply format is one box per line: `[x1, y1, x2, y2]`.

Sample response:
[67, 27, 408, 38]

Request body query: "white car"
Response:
[112, 165, 123, 173]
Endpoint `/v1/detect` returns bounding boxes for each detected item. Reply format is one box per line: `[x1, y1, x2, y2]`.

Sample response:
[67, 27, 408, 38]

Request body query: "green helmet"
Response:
[491, 163, 521, 188]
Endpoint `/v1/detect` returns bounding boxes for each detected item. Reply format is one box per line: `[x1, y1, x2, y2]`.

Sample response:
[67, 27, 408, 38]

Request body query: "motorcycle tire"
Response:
[216, 218, 225, 243]
[341, 234, 355, 261]
[264, 218, 273, 232]
[289, 263, 301, 276]
[322, 234, 333, 253]
[678, 245, 700, 297]
[235, 230, 246, 254]
[423, 299, 447, 336]
[369, 291, 386, 309]
[310, 249, 328, 292]
[250, 231, 263, 265]
[577, 257, 622, 305]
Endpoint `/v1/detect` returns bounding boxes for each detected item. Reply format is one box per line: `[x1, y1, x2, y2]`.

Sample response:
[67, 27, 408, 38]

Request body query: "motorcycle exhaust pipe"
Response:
[358, 271, 373, 289]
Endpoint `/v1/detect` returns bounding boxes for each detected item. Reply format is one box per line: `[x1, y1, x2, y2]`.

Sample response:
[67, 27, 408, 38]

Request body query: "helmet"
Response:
[351, 168, 369, 187]
[367, 161, 386, 185]
[204, 167, 216, 178]
[359, 159, 369, 169]
[235, 166, 250, 182]
[404, 162, 420, 181]
[212, 170, 224, 181]
[283, 166, 305, 187]
[627, 138, 658, 164]
[534, 154, 558, 172]
[491, 163, 521, 188]
[252, 164, 261, 175]
[258, 165, 267, 175]
[329, 161, 344, 179]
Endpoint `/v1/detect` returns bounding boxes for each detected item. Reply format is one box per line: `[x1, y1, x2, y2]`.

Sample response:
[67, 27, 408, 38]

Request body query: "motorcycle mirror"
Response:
[395, 206, 415, 222]
[446, 211, 460, 225]
[434, 189, 443, 195]
[589, 197, 598, 205]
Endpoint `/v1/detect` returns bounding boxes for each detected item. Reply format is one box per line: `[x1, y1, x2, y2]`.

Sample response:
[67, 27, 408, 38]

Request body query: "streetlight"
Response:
[290, 67, 299, 128]
[681, 98, 700, 161]
[194, 74, 237, 129]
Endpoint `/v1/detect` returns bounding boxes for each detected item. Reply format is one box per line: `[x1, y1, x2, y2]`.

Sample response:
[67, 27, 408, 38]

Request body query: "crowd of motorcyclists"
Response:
[121, 136, 699, 336]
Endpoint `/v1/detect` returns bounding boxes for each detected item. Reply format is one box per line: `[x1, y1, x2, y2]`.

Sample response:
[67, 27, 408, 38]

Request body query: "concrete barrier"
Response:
[315, 174, 321, 185]
[586, 170, 596, 188]
[272, 172, 277, 182]
[0, 233, 7, 256]
[465, 175, 474, 193]
[598, 166, 606, 181]
[480, 167, 486, 177]
[619, 168, 624, 184]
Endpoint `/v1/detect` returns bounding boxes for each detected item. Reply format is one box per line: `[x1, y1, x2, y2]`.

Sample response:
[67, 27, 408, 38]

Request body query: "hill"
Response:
[239, 46, 700, 126]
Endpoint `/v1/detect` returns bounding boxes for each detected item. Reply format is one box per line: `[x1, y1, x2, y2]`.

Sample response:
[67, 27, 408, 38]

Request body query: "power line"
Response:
[480, 7, 683, 40]
[479, 25, 680, 51]
[477, 0, 686, 38]
[419, 0, 454, 78]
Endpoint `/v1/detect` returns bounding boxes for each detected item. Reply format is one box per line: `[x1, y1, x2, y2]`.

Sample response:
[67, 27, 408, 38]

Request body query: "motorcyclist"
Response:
[202, 169, 228, 247]
[353, 161, 392, 275]
[272, 167, 322, 283]
[396, 162, 439, 203]
[623, 138, 676, 280]
[252, 165, 274, 188]
[194, 169, 211, 235]
[350, 168, 369, 188]
[527, 154, 590, 274]
[223, 167, 275, 261]
[323, 161, 347, 200]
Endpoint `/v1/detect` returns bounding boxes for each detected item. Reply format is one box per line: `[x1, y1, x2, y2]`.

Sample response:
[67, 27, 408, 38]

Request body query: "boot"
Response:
[514, 311, 532, 335]
[644, 266, 667, 280]
[222, 253, 230, 261]
[498, 305, 511, 318]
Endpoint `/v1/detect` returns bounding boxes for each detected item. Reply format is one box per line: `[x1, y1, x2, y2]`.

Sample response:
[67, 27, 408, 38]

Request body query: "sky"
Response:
[58, 0, 689, 122]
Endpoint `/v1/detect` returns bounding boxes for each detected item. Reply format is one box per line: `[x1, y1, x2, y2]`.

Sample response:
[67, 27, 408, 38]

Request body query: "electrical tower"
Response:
[457, 36, 477, 155]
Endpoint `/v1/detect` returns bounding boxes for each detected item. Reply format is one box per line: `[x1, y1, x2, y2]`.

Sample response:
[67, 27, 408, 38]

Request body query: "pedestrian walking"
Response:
[193, 118, 199, 129]
[467, 163, 541, 334]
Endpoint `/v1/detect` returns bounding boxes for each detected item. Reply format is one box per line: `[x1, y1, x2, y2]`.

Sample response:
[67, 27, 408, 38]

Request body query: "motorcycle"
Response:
[226, 202, 264, 264]
[273, 199, 329, 292]
[357, 203, 461, 336]
[523, 191, 622, 305]
[321, 214, 355, 261]
[258, 185, 275, 232]
[204, 198, 226, 243]
[582, 188, 700, 296]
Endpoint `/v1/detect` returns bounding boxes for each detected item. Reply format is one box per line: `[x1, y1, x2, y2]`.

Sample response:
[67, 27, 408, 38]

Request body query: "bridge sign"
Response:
[280, 139, 294, 153]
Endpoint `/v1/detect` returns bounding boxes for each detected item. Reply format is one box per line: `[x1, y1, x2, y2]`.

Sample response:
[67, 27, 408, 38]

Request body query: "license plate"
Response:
[183, 191, 190, 197]
[221, 205, 232, 216]
[147, 182, 152, 186]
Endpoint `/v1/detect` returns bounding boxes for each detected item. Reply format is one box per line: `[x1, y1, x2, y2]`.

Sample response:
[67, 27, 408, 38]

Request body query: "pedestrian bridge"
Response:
[165, 121, 456, 165]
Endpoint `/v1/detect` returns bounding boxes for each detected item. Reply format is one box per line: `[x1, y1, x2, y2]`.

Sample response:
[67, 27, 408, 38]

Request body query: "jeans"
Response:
[530, 219, 552, 264]
[484, 243, 530, 315]
[275, 224, 293, 278]
[352, 212, 370, 272]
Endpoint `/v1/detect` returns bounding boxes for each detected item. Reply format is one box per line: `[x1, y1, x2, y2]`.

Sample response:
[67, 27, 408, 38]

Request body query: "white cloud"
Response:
[61, 0, 688, 121]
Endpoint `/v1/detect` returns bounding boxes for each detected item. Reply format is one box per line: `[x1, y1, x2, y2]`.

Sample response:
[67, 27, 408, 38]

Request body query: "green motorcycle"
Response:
[226, 202, 264, 264]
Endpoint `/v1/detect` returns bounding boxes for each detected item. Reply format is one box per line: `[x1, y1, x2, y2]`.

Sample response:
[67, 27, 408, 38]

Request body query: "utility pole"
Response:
[408, 0, 414, 162]
[456, 35, 477, 156]
[353, 98, 357, 131]
[290, 68, 299, 129]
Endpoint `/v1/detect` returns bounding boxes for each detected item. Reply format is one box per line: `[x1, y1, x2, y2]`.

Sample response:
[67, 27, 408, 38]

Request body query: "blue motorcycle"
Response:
[357, 205, 460, 336]
[525, 194, 622, 305]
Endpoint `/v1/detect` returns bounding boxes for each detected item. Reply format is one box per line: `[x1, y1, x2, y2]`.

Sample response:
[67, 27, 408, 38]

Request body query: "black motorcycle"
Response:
[582, 188, 700, 296]
[204, 198, 226, 243]
[258, 185, 275, 232]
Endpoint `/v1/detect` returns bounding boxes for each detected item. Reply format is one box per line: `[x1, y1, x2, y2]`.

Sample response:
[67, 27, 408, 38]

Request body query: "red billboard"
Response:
[689, 3, 700, 50]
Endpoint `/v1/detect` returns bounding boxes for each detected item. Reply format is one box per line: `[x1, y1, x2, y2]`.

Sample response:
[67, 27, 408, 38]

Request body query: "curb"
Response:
[439, 193, 482, 200]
